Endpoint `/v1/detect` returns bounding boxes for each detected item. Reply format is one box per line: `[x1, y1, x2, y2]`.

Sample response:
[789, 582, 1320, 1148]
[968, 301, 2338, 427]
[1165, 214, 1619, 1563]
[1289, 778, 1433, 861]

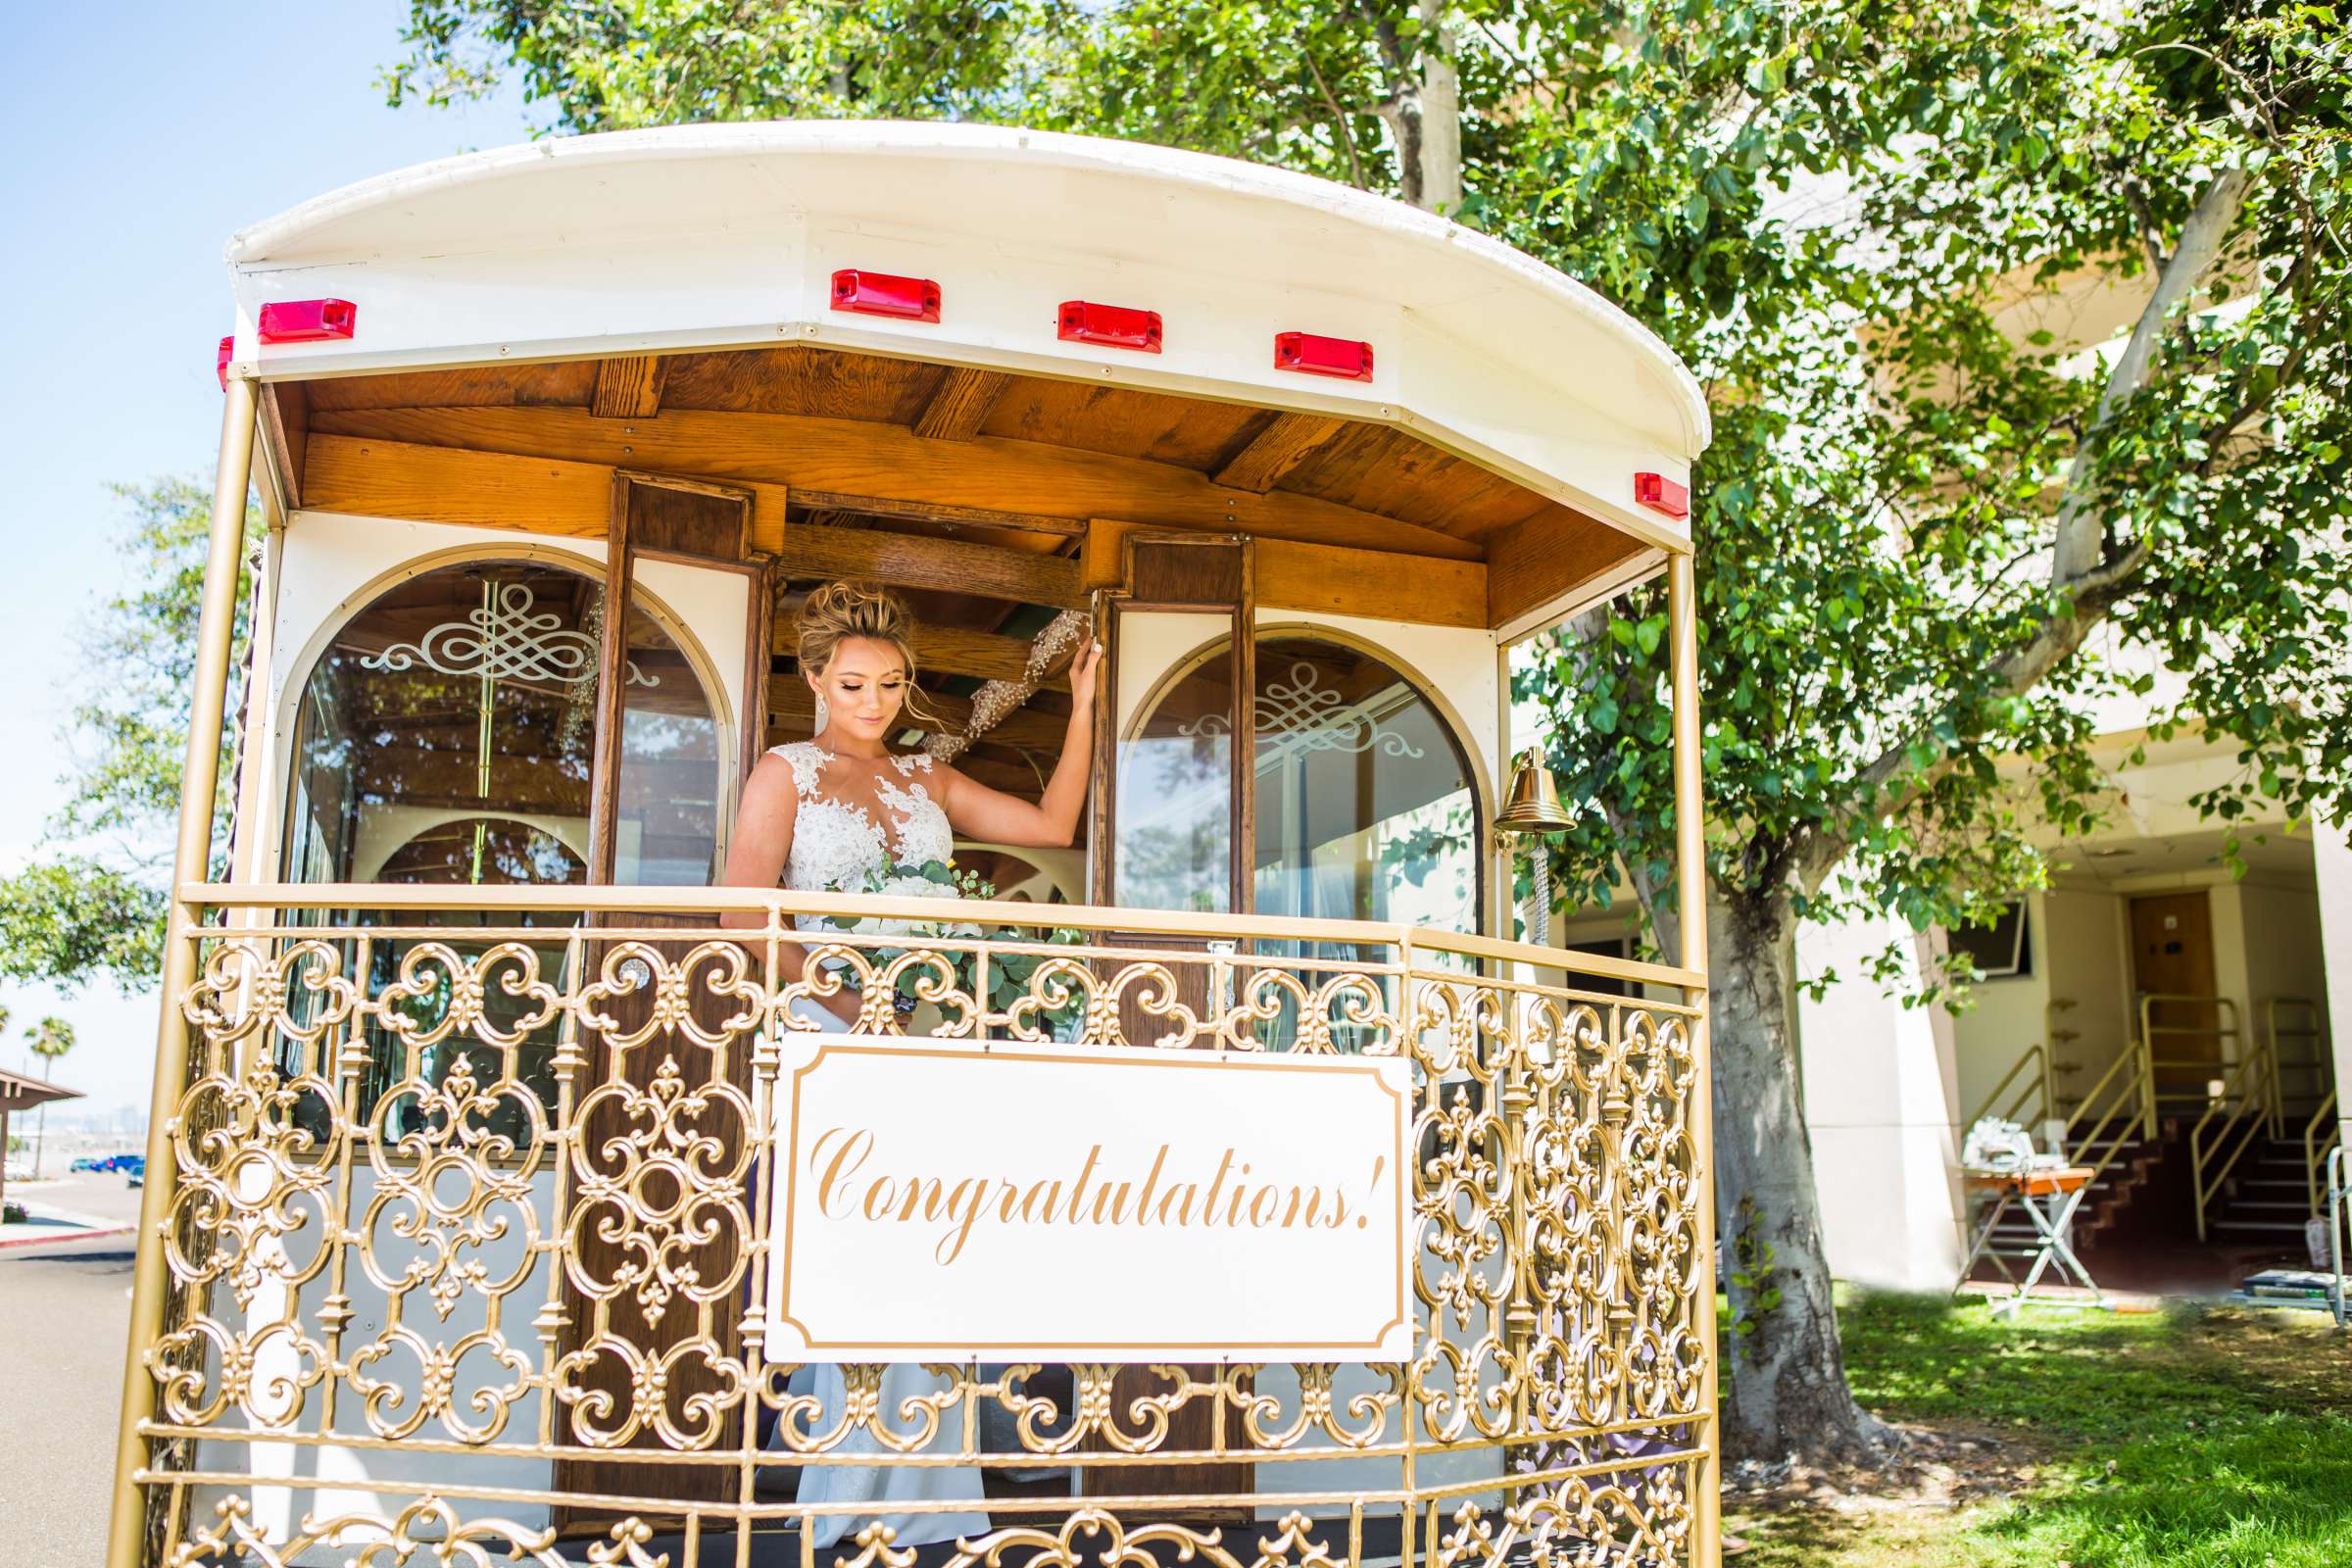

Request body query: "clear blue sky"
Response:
[1, 2, 536, 1117]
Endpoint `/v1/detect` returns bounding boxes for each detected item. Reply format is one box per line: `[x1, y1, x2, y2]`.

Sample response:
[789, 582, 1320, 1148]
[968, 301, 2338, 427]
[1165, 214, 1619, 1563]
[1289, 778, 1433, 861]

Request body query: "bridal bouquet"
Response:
[823, 856, 1087, 1030]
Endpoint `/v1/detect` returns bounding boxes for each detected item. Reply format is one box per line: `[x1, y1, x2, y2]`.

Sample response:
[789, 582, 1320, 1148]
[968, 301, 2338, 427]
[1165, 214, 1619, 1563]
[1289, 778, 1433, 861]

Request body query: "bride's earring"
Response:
[811, 691, 829, 733]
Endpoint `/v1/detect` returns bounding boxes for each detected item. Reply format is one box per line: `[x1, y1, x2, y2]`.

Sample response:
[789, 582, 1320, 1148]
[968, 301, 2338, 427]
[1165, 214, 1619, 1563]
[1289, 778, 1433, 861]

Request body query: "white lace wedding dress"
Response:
[765, 741, 993, 1549]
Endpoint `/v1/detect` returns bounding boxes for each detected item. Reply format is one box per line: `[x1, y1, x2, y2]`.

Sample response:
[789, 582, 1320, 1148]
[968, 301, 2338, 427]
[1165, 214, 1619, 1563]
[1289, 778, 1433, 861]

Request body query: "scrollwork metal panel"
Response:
[128, 894, 1710, 1568]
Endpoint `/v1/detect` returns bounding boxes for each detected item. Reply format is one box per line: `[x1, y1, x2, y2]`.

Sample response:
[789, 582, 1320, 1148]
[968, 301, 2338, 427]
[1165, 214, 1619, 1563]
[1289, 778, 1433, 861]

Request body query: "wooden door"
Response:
[1085, 534, 1254, 1509]
[555, 473, 764, 1521]
[2131, 892, 2222, 1106]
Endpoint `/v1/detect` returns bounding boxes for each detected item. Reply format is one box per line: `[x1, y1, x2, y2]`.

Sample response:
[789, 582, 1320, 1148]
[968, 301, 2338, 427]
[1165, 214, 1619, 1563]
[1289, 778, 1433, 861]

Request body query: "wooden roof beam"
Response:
[590, 356, 668, 418]
[1212, 412, 1346, 493]
[307, 404, 1484, 561]
[792, 488, 1079, 536]
[300, 434, 790, 552]
[912, 368, 1012, 441]
[773, 520, 1084, 609]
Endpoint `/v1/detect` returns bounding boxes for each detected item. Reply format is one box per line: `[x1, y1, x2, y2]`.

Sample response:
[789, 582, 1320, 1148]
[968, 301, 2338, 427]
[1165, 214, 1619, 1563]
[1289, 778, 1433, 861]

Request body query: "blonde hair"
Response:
[797, 580, 938, 724]
[797, 580, 917, 676]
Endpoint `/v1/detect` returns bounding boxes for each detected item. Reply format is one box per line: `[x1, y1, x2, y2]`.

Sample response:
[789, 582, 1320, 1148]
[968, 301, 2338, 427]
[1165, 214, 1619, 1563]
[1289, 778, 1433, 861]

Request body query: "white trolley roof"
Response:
[224, 122, 1707, 571]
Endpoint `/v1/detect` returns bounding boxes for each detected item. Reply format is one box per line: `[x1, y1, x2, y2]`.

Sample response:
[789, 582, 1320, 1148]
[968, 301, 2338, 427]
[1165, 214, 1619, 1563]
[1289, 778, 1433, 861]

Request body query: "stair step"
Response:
[2210, 1220, 2318, 1237]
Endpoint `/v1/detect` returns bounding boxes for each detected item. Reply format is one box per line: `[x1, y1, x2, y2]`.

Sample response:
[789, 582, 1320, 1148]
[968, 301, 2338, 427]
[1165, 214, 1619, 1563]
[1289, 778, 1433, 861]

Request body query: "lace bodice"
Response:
[770, 742, 955, 924]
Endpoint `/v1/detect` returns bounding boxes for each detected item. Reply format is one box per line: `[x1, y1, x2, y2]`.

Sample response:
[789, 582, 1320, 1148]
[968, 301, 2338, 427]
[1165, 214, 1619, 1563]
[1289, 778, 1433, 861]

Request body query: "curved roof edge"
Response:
[228, 122, 1711, 457]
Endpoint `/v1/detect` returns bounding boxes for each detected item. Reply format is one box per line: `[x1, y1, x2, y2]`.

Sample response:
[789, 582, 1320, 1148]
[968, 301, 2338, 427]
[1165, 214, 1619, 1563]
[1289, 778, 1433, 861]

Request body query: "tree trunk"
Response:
[1707, 890, 1893, 1464]
[1414, 0, 1462, 216]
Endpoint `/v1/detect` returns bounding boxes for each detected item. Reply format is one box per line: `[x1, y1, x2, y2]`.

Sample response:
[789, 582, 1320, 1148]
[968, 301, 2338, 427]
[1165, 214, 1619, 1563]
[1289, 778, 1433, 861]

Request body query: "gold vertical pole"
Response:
[105, 374, 259, 1568]
[1668, 551, 1720, 1567]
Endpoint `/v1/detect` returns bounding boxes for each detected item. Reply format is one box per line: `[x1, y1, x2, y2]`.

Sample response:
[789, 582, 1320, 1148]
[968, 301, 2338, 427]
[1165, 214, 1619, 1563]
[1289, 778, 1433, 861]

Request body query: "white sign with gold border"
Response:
[763, 1035, 1414, 1362]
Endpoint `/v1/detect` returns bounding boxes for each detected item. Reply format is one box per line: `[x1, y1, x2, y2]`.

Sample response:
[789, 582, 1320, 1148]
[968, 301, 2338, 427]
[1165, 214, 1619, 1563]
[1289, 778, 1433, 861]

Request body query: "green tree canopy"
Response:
[380, 0, 2351, 1463]
[0, 479, 258, 991]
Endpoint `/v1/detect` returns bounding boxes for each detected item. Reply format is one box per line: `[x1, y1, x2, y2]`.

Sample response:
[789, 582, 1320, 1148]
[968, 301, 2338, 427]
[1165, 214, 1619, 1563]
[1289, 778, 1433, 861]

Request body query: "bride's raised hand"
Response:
[1067, 634, 1103, 713]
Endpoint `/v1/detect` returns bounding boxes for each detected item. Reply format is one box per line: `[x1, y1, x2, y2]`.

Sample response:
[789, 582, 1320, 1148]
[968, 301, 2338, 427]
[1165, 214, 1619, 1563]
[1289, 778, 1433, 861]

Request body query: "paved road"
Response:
[1, 1173, 145, 1564]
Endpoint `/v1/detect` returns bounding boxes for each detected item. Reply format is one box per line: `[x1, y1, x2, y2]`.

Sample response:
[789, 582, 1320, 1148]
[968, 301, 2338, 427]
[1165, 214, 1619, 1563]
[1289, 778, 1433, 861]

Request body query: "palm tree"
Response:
[26, 1016, 74, 1181]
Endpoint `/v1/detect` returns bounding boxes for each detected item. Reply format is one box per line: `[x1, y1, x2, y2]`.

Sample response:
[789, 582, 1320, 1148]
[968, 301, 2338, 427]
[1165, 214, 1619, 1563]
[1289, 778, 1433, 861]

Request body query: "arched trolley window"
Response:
[277, 556, 727, 1131]
[1119, 632, 1483, 932]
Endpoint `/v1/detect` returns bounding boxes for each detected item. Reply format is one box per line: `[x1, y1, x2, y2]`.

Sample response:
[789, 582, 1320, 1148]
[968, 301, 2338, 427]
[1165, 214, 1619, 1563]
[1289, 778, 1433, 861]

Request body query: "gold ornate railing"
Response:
[116, 883, 1714, 1568]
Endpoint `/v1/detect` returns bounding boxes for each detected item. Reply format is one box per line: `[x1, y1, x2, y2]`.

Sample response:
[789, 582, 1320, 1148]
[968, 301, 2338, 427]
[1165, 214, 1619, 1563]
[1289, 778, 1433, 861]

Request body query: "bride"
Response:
[719, 580, 1102, 1548]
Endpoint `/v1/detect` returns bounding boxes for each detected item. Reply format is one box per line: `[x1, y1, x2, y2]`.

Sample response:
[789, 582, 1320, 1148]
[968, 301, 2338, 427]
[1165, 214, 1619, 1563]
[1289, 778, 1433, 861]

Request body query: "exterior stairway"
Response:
[2208, 1132, 2333, 1249]
[1974, 1125, 2175, 1267]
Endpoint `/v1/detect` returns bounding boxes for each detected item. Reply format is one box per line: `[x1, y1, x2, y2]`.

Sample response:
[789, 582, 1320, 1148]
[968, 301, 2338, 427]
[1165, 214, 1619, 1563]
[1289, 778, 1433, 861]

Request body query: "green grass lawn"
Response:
[1725, 1292, 2352, 1567]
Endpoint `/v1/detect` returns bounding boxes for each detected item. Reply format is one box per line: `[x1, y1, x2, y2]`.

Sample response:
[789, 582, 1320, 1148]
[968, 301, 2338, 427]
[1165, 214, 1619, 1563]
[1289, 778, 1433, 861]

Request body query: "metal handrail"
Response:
[2258, 1001, 2314, 1133]
[2311, 1091, 2343, 1216]
[2328, 1145, 2349, 1329]
[2063, 1032, 2155, 1192]
[1967, 1041, 2050, 1135]
[2138, 991, 2250, 1128]
[1964, 999, 2079, 1142]
[2189, 1044, 2279, 1242]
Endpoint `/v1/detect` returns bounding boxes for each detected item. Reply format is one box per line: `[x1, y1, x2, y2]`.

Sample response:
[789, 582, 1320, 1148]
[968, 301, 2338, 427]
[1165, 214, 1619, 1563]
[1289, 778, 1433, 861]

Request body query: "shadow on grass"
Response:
[1729, 1292, 2352, 1567]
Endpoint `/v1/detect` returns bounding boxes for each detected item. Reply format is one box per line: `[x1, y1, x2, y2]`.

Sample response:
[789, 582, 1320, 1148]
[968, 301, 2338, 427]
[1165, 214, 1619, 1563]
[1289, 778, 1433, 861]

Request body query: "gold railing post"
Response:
[1668, 551, 1720, 1568]
[106, 373, 259, 1568]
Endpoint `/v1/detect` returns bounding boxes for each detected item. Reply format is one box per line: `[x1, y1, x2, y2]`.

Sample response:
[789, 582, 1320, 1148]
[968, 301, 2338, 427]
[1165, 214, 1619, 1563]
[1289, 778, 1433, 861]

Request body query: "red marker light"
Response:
[257, 299, 357, 343]
[1058, 300, 1161, 353]
[831, 269, 941, 322]
[1274, 331, 1374, 382]
[217, 335, 234, 390]
[1635, 472, 1690, 519]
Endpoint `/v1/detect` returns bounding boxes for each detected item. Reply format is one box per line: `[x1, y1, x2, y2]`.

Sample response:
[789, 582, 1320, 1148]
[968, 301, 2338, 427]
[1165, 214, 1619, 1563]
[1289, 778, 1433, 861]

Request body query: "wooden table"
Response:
[1958, 1164, 2108, 1316]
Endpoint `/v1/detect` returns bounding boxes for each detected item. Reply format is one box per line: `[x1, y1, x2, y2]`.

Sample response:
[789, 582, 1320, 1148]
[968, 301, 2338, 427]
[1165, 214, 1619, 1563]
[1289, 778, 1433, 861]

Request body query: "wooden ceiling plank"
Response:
[1212, 412, 1348, 494]
[774, 520, 1084, 609]
[590, 356, 668, 419]
[980, 377, 1262, 469]
[259, 382, 310, 510]
[1085, 519, 1487, 630]
[300, 362, 597, 413]
[663, 345, 940, 423]
[791, 488, 1080, 537]
[912, 368, 1012, 441]
[1254, 536, 1487, 629]
[308, 404, 1485, 562]
[1486, 507, 1642, 629]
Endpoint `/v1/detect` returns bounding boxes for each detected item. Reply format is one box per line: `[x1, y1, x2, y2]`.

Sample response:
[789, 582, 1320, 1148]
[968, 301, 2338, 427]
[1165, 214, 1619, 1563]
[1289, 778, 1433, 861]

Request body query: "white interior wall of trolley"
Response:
[247, 511, 751, 888]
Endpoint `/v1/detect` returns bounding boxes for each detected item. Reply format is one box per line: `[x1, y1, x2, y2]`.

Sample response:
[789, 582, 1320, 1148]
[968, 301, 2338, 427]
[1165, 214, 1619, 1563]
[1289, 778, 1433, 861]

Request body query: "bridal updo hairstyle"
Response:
[796, 580, 937, 723]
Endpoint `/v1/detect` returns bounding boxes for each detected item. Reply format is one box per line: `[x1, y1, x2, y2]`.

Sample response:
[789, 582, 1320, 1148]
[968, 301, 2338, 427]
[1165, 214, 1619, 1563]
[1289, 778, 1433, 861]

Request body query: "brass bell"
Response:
[1496, 749, 1571, 833]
